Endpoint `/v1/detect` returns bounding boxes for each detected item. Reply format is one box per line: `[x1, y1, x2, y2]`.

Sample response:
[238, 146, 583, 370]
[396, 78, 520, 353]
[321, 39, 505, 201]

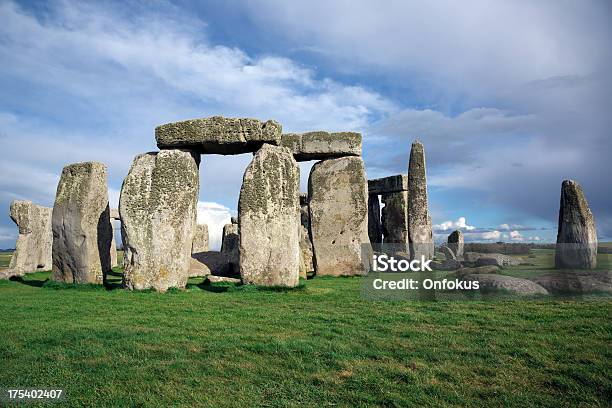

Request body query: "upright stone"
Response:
[7, 201, 52, 275]
[239, 144, 300, 287]
[109, 209, 120, 268]
[368, 195, 382, 244]
[381, 191, 408, 250]
[407, 141, 433, 260]
[221, 223, 239, 253]
[298, 193, 314, 278]
[309, 156, 369, 276]
[448, 230, 464, 259]
[192, 224, 209, 253]
[555, 180, 597, 269]
[52, 162, 112, 284]
[120, 150, 200, 291]
[110, 220, 118, 268]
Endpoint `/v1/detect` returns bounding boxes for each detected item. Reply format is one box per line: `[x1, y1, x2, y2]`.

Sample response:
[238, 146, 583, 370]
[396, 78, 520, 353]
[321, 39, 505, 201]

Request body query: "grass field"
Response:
[0, 250, 610, 407]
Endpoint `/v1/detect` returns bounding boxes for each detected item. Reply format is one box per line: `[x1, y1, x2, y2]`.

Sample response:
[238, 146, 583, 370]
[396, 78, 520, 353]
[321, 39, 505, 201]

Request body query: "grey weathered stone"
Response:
[110, 208, 120, 220]
[555, 180, 598, 269]
[192, 224, 209, 254]
[280, 131, 361, 161]
[239, 144, 300, 287]
[110, 220, 118, 268]
[299, 224, 314, 279]
[447, 230, 464, 259]
[299, 193, 310, 229]
[207, 275, 241, 284]
[463, 252, 522, 267]
[381, 191, 408, 251]
[368, 194, 382, 244]
[430, 259, 461, 271]
[7, 201, 52, 276]
[455, 265, 501, 277]
[407, 141, 433, 260]
[156, 116, 281, 154]
[530, 270, 612, 294]
[51, 162, 112, 284]
[309, 156, 369, 276]
[190, 251, 233, 277]
[230, 216, 238, 224]
[368, 175, 408, 195]
[463, 274, 549, 296]
[120, 150, 200, 291]
[439, 245, 457, 261]
[221, 223, 239, 254]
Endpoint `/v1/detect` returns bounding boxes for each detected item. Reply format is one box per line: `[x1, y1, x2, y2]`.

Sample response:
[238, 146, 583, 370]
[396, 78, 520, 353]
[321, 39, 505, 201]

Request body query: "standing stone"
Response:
[109, 209, 120, 268]
[110, 221, 118, 268]
[192, 224, 209, 254]
[368, 195, 382, 244]
[298, 193, 314, 278]
[239, 144, 300, 287]
[221, 222, 239, 253]
[407, 141, 433, 260]
[7, 201, 52, 275]
[448, 230, 464, 259]
[52, 162, 112, 284]
[555, 180, 597, 269]
[309, 156, 369, 276]
[120, 150, 200, 291]
[381, 191, 408, 250]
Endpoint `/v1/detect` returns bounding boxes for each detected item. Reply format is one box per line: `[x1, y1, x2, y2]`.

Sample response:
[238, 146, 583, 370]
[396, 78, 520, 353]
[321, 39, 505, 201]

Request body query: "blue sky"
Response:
[0, 0, 611, 249]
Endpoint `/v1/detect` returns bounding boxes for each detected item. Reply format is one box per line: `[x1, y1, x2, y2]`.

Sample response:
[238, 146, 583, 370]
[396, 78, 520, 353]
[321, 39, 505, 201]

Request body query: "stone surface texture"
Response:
[281, 131, 361, 161]
[407, 141, 433, 260]
[463, 274, 549, 296]
[447, 230, 464, 259]
[531, 270, 612, 294]
[367, 194, 382, 244]
[51, 162, 112, 284]
[192, 224, 209, 254]
[368, 175, 408, 195]
[555, 180, 598, 269]
[7, 201, 52, 275]
[309, 156, 369, 276]
[156, 116, 281, 154]
[238, 144, 300, 287]
[381, 191, 408, 250]
[120, 150, 200, 291]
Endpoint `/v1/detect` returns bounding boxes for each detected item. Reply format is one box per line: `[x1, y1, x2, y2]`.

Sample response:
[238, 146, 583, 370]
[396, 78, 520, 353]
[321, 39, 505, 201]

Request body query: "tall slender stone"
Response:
[448, 230, 464, 259]
[52, 162, 112, 284]
[239, 144, 300, 287]
[120, 150, 200, 291]
[368, 195, 382, 244]
[6, 201, 52, 276]
[381, 191, 408, 250]
[110, 220, 118, 268]
[555, 180, 597, 269]
[407, 141, 433, 260]
[298, 193, 314, 278]
[309, 156, 369, 276]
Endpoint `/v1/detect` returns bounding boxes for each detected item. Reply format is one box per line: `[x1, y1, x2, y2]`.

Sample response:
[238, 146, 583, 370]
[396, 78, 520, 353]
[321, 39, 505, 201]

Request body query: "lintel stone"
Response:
[368, 175, 408, 195]
[280, 131, 361, 161]
[156, 116, 282, 154]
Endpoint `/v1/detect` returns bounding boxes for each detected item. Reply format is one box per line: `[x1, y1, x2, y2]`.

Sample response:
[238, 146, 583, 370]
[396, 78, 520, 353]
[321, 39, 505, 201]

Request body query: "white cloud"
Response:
[196, 201, 232, 251]
[481, 230, 501, 241]
[509, 230, 524, 241]
[433, 216, 475, 232]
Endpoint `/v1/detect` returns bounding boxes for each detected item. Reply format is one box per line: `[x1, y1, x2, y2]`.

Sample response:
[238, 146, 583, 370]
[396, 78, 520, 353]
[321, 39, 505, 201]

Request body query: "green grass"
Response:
[0, 252, 610, 407]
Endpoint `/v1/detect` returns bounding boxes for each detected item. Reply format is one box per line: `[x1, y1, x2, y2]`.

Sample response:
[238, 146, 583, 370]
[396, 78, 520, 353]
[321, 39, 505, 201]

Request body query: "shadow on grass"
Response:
[9, 275, 47, 288]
